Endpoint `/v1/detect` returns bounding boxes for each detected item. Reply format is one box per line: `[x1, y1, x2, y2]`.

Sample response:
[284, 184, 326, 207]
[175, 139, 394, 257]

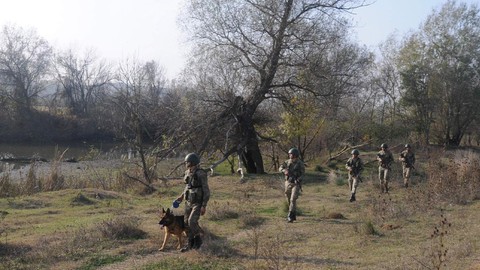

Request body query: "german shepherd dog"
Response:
[158, 208, 187, 251]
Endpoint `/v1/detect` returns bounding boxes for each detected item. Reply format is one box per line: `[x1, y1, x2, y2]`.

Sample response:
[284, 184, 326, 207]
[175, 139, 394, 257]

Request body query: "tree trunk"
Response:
[240, 138, 265, 174]
[235, 103, 265, 174]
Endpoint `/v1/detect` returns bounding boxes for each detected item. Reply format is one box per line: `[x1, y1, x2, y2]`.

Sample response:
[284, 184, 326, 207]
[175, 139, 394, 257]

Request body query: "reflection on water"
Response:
[0, 142, 121, 160]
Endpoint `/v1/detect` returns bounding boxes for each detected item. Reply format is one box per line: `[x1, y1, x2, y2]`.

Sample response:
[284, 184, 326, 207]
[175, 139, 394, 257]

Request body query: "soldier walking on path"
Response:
[377, 143, 394, 193]
[175, 153, 210, 252]
[346, 149, 363, 202]
[399, 144, 416, 188]
[279, 148, 305, 223]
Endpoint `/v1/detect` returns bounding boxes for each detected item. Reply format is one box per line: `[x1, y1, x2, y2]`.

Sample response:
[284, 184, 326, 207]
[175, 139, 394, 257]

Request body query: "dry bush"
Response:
[0, 210, 8, 243]
[245, 226, 264, 264]
[0, 173, 18, 197]
[24, 162, 41, 195]
[354, 220, 379, 236]
[43, 149, 67, 191]
[239, 212, 266, 228]
[197, 227, 237, 258]
[207, 201, 240, 221]
[428, 210, 451, 270]
[426, 149, 480, 204]
[259, 225, 301, 270]
[2, 226, 102, 268]
[367, 194, 409, 225]
[326, 212, 346, 219]
[97, 215, 147, 240]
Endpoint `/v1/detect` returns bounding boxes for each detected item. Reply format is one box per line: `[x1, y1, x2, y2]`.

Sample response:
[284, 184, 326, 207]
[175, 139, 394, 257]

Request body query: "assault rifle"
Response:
[285, 161, 303, 191]
[400, 153, 415, 169]
[377, 153, 390, 168]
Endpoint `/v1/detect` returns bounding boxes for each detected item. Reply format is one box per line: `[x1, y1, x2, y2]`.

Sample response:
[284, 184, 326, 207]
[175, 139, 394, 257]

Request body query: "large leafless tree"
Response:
[180, 0, 368, 173]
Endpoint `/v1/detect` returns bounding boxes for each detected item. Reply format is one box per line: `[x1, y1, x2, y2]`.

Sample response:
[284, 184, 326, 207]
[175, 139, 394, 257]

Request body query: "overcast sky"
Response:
[0, 0, 478, 79]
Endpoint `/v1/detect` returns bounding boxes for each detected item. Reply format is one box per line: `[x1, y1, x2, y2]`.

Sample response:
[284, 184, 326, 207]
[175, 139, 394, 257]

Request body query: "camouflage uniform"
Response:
[346, 154, 363, 202]
[279, 158, 305, 222]
[377, 147, 394, 193]
[182, 166, 210, 249]
[399, 147, 415, 188]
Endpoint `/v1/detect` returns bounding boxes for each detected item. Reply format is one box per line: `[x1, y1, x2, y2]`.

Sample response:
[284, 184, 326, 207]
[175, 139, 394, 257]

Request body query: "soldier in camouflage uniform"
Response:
[399, 144, 415, 188]
[175, 153, 210, 252]
[346, 149, 363, 202]
[377, 143, 394, 193]
[279, 148, 305, 223]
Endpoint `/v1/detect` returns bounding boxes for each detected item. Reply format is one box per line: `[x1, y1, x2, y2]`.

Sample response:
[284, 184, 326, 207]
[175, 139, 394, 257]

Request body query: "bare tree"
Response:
[54, 49, 112, 117]
[181, 0, 369, 173]
[106, 59, 186, 191]
[0, 25, 52, 117]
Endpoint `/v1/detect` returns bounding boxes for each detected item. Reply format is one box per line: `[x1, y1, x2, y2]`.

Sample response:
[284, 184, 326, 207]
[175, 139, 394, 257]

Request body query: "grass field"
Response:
[1, 150, 480, 270]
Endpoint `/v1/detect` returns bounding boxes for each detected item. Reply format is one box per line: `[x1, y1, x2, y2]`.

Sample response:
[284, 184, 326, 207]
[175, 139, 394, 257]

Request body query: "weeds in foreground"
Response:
[0, 210, 8, 244]
[0, 173, 15, 197]
[260, 225, 301, 270]
[429, 210, 451, 270]
[43, 147, 67, 191]
[24, 162, 41, 195]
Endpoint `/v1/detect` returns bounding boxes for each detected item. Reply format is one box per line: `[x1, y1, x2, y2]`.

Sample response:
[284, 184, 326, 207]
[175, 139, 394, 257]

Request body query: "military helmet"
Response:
[184, 153, 200, 166]
[288, 148, 300, 157]
[380, 143, 388, 149]
[405, 144, 411, 148]
[351, 149, 360, 155]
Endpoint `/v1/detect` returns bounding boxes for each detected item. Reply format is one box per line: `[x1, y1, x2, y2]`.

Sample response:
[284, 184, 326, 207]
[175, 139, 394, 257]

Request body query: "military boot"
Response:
[385, 183, 389, 193]
[181, 235, 195, 252]
[192, 235, 203, 249]
[349, 193, 356, 202]
[287, 211, 295, 223]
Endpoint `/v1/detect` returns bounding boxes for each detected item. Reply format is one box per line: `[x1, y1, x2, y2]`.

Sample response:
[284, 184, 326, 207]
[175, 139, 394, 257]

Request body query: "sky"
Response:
[0, 0, 478, 79]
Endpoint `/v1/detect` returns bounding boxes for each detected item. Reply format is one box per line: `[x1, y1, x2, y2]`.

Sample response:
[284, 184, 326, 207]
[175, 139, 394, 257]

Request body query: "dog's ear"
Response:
[161, 208, 166, 214]
[166, 208, 171, 214]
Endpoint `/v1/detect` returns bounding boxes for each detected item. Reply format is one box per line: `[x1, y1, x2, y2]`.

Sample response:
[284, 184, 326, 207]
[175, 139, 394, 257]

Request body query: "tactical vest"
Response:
[347, 157, 362, 175]
[285, 160, 303, 183]
[401, 151, 415, 168]
[184, 168, 205, 204]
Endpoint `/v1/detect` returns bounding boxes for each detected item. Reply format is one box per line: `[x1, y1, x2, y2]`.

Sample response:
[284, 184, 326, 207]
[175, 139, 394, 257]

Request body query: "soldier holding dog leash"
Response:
[175, 152, 210, 252]
[279, 148, 305, 223]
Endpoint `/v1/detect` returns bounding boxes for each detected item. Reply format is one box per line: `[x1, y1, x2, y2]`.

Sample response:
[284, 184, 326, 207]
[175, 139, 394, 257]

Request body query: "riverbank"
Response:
[0, 159, 124, 182]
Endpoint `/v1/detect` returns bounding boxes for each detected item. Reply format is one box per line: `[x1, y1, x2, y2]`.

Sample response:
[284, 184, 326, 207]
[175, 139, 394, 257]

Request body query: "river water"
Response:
[0, 142, 122, 161]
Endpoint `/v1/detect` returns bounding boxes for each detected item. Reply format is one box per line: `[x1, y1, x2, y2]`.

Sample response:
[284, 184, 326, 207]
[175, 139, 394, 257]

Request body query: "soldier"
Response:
[399, 144, 415, 188]
[279, 147, 305, 223]
[175, 153, 210, 252]
[377, 143, 394, 193]
[346, 149, 363, 202]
